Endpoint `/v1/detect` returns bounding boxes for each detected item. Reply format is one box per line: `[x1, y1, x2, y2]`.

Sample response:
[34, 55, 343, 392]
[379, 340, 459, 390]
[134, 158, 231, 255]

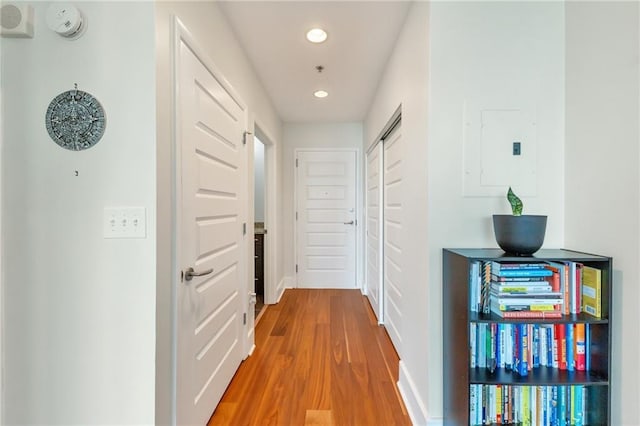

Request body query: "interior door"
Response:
[176, 33, 246, 425]
[296, 151, 357, 288]
[366, 143, 383, 322]
[383, 125, 403, 352]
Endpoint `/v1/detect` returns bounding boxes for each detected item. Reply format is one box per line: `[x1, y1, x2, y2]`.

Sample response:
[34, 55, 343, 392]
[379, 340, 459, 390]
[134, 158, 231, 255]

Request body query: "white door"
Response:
[383, 125, 403, 352]
[296, 151, 357, 288]
[366, 144, 383, 322]
[176, 30, 247, 425]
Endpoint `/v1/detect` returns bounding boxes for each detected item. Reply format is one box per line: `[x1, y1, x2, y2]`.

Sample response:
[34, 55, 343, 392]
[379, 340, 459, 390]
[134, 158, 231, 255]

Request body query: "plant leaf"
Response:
[507, 187, 523, 216]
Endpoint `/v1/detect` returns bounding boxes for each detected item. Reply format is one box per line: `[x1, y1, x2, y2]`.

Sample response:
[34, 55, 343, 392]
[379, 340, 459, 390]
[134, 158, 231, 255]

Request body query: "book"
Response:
[555, 324, 566, 370]
[491, 261, 547, 270]
[565, 323, 574, 372]
[492, 268, 554, 278]
[582, 266, 602, 318]
[490, 283, 554, 294]
[546, 261, 569, 315]
[491, 274, 550, 282]
[481, 261, 492, 314]
[545, 265, 561, 311]
[490, 309, 562, 319]
[517, 324, 528, 376]
[575, 323, 586, 371]
[490, 295, 564, 305]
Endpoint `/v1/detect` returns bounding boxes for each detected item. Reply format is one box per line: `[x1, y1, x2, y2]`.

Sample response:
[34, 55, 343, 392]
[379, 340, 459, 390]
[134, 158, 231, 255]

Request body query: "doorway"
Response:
[254, 135, 266, 319]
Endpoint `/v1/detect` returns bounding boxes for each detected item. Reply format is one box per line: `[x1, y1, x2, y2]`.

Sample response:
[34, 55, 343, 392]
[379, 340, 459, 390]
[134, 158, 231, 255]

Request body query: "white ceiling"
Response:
[218, 1, 412, 123]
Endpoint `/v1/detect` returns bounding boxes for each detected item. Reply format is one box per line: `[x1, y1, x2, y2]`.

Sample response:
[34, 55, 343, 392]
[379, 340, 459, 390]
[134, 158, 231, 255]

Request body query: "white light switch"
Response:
[104, 207, 146, 239]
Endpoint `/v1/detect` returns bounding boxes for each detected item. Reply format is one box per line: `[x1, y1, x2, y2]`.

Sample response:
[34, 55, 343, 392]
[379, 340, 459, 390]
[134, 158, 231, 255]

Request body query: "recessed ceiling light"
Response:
[306, 28, 328, 43]
[314, 90, 329, 98]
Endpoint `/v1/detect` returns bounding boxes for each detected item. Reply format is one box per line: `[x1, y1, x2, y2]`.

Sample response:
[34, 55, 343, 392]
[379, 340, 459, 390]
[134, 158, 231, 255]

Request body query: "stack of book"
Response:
[490, 261, 561, 319]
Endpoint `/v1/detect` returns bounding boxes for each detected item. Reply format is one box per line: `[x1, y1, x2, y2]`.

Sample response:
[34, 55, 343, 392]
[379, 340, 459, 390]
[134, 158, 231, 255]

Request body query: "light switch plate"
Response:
[104, 207, 146, 239]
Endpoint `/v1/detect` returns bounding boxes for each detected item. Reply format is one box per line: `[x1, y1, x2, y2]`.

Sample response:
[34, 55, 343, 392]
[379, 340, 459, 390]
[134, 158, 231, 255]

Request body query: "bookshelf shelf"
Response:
[470, 312, 610, 325]
[470, 367, 608, 386]
[443, 248, 612, 426]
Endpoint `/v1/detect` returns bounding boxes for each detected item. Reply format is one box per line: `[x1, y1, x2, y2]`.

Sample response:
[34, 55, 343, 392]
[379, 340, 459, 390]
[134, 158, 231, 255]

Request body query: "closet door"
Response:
[365, 143, 383, 322]
[382, 124, 403, 352]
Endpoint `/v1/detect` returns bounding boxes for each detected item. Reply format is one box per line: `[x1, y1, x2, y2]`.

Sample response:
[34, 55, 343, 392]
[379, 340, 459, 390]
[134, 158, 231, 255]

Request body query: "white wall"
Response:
[365, 2, 566, 423]
[155, 2, 283, 422]
[364, 2, 431, 423]
[281, 122, 363, 289]
[427, 2, 565, 420]
[565, 3, 640, 424]
[254, 139, 266, 222]
[1, 2, 157, 424]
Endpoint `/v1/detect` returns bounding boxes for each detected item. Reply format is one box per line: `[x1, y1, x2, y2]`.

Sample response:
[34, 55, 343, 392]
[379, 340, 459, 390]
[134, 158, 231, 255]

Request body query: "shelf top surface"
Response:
[444, 248, 610, 262]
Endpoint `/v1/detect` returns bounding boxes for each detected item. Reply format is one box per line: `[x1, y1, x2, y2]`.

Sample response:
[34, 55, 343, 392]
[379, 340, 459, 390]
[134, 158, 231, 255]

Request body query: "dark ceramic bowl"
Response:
[492, 214, 547, 256]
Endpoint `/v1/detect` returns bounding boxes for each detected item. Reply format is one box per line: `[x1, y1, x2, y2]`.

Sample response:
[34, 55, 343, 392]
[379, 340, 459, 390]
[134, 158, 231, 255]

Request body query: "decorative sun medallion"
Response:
[45, 86, 106, 151]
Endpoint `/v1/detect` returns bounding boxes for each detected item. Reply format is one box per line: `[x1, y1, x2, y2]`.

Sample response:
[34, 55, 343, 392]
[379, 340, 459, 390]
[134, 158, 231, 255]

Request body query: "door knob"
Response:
[184, 267, 213, 281]
[344, 220, 355, 225]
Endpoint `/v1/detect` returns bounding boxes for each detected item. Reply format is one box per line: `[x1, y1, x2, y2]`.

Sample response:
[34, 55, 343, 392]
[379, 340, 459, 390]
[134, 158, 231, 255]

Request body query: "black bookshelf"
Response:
[443, 248, 612, 426]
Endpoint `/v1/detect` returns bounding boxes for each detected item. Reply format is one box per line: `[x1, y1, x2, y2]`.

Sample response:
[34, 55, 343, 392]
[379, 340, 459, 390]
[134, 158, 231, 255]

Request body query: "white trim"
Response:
[397, 361, 429, 426]
[293, 148, 362, 290]
[276, 277, 289, 303]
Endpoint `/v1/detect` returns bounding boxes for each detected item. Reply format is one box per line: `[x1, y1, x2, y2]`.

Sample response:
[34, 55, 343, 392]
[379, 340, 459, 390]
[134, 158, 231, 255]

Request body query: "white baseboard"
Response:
[397, 361, 443, 426]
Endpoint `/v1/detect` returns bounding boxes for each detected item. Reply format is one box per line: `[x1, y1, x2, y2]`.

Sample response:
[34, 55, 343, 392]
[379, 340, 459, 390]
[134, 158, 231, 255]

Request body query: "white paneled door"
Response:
[176, 29, 246, 425]
[366, 144, 384, 322]
[296, 151, 357, 288]
[383, 125, 403, 352]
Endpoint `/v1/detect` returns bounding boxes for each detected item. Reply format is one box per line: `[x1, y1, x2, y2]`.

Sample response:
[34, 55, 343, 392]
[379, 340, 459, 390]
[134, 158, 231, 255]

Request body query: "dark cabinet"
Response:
[254, 233, 264, 295]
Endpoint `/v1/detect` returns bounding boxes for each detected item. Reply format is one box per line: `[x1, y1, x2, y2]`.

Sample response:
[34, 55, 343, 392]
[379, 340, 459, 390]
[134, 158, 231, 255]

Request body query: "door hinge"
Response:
[243, 131, 252, 145]
[295, 264, 298, 273]
[243, 222, 247, 235]
[295, 158, 298, 167]
[243, 312, 247, 325]
[295, 211, 298, 221]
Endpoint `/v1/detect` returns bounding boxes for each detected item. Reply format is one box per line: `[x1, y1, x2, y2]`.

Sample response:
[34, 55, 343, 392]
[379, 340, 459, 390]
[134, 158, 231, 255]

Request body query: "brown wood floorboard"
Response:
[208, 289, 411, 426]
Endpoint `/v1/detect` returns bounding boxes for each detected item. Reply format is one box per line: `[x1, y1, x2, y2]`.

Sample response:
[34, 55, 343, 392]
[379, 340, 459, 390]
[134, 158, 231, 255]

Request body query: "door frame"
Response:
[293, 148, 362, 290]
[170, 16, 252, 422]
[253, 124, 279, 305]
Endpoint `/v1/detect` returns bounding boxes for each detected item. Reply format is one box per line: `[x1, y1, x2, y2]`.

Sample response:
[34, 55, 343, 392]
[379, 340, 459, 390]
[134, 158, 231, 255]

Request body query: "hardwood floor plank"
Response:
[208, 289, 411, 426]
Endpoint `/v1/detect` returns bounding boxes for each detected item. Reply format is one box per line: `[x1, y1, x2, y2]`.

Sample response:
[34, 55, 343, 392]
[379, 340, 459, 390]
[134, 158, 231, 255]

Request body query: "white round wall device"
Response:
[46, 3, 85, 39]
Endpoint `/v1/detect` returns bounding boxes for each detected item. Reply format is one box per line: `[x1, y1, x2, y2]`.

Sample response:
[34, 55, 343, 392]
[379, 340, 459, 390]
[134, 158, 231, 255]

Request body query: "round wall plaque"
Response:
[45, 88, 106, 151]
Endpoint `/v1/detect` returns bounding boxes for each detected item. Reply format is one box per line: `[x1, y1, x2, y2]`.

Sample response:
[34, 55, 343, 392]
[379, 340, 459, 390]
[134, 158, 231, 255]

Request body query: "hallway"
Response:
[208, 289, 411, 425]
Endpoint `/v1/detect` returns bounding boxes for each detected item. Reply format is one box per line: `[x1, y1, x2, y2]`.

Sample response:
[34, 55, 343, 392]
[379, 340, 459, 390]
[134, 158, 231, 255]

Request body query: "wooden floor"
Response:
[208, 289, 411, 426]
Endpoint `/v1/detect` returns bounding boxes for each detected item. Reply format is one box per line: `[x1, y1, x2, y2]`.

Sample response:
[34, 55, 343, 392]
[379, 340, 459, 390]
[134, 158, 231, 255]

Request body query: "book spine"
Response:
[495, 310, 562, 319]
[533, 324, 540, 369]
[555, 324, 566, 370]
[518, 324, 529, 376]
[498, 324, 506, 369]
[539, 326, 547, 367]
[470, 323, 477, 368]
[470, 384, 477, 425]
[575, 323, 586, 371]
[566, 323, 575, 372]
[576, 263, 583, 314]
[585, 323, 591, 371]
[494, 269, 554, 278]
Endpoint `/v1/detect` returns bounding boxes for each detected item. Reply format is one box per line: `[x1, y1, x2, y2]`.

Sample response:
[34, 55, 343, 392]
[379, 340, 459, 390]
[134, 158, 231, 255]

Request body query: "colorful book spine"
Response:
[566, 323, 574, 372]
[575, 323, 586, 371]
[518, 324, 529, 376]
[582, 266, 602, 318]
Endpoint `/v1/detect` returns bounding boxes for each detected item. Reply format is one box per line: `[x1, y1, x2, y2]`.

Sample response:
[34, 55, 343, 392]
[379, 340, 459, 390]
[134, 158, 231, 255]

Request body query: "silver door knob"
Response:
[184, 267, 213, 281]
[344, 220, 355, 225]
